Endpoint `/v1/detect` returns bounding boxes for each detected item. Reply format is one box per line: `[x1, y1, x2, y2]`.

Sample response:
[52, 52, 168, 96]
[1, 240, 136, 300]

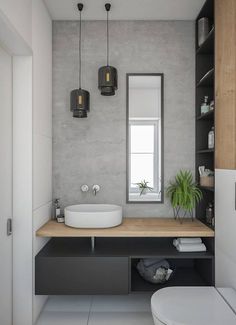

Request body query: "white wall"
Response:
[0, 0, 32, 48]
[0, 44, 13, 325]
[0, 0, 52, 324]
[13, 56, 33, 325]
[32, 0, 52, 323]
[215, 169, 236, 289]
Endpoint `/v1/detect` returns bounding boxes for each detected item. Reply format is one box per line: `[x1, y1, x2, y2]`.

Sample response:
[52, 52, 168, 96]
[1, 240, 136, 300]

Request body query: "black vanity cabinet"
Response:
[35, 237, 214, 295]
[35, 238, 129, 295]
[36, 256, 129, 295]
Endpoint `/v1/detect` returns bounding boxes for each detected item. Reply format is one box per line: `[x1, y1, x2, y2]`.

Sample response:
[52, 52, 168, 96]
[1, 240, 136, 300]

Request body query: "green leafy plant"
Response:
[135, 180, 153, 196]
[166, 170, 202, 219]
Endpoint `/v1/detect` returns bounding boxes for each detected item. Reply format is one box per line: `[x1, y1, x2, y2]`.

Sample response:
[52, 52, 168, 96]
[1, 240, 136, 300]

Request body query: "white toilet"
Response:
[151, 287, 236, 325]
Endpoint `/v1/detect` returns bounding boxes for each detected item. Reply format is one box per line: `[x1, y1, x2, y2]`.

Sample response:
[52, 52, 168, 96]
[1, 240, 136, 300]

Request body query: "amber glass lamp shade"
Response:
[70, 88, 90, 118]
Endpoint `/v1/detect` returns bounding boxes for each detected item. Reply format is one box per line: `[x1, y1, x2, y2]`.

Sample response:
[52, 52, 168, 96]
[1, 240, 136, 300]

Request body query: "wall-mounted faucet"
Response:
[92, 184, 100, 196]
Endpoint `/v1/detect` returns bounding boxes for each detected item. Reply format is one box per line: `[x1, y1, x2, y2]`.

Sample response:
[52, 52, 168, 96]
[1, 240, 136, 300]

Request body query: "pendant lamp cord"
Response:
[79, 9, 82, 89]
[107, 9, 109, 66]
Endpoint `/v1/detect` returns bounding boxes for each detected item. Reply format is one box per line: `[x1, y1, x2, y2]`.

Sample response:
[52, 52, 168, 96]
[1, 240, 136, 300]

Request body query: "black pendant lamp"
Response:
[70, 3, 90, 118]
[98, 3, 118, 96]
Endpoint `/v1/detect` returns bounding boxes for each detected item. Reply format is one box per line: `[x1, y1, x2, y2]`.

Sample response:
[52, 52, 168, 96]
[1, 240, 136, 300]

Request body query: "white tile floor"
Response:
[36, 294, 154, 325]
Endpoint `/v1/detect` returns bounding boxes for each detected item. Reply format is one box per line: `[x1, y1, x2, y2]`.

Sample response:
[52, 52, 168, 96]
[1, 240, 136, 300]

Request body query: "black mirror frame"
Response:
[126, 73, 164, 204]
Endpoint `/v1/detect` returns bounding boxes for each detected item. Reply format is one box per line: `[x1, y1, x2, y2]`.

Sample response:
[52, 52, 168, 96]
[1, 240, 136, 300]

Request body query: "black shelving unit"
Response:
[195, 0, 215, 228]
[197, 27, 214, 55]
[199, 185, 214, 192]
[197, 149, 214, 154]
[197, 68, 214, 87]
[35, 237, 215, 295]
[197, 109, 214, 120]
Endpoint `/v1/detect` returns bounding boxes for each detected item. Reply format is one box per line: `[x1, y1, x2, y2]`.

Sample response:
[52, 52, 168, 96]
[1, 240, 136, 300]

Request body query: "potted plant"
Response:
[166, 170, 202, 222]
[135, 180, 153, 196]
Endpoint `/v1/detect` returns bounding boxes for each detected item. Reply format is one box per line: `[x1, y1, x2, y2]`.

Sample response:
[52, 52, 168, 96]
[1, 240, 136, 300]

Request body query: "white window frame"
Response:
[129, 119, 160, 194]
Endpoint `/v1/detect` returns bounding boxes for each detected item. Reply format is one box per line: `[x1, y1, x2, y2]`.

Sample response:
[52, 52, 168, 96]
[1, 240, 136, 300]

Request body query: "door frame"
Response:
[0, 41, 13, 325]
[0, 9, 33, 325]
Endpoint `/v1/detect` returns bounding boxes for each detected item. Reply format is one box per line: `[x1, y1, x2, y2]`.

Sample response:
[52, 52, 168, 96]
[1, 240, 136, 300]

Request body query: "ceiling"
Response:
[43, 0, 205, 21]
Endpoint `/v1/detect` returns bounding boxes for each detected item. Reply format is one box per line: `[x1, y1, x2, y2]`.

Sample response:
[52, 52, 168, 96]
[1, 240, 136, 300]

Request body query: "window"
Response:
[129, 119, 161, 194]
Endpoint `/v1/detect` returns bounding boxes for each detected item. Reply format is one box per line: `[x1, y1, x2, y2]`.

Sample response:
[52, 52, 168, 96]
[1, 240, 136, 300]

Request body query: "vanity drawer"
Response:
[35, 256, 129, 295]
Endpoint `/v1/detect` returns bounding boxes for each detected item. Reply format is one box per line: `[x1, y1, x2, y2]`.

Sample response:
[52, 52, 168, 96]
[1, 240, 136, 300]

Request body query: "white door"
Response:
[0, 45, 13, 325]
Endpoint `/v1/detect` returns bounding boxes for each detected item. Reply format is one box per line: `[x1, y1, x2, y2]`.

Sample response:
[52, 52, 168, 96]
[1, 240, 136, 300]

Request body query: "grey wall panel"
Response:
[52, 20, 195, 217]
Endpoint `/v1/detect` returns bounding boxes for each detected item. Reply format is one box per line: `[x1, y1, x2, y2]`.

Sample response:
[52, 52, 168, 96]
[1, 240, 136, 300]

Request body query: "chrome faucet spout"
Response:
[92, 184, 100, 196]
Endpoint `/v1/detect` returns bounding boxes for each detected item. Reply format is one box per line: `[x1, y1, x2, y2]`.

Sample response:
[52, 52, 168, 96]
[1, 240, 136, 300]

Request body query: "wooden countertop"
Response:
[36, 218, 214, 238]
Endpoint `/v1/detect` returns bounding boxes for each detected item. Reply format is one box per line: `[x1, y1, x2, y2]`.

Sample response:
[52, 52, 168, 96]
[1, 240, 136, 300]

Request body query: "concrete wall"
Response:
[53, 20, 195, 217]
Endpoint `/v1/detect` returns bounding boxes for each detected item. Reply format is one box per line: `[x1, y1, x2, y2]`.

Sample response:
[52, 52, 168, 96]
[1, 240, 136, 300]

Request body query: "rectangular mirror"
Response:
[126, 74, 164, 203]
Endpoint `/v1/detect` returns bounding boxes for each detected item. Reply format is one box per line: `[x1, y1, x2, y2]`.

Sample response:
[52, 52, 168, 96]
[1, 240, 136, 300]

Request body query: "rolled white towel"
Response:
[178, 238, 202, 244]
[173, 238, 202, 248]
[176, 243, 206, 252]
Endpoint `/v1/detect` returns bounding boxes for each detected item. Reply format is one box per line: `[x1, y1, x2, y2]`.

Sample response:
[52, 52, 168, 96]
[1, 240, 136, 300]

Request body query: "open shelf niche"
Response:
[195, 0, 215, 229]
[131, 258, 213, 293]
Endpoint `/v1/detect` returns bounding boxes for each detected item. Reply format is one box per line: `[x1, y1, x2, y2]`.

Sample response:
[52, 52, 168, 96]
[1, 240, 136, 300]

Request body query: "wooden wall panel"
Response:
[215, 0, 236, 169]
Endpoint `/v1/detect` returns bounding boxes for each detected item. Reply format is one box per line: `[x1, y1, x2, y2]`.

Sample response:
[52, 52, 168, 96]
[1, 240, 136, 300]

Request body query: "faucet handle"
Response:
[81, 184, 89, 192]
[92, 184, 100, 196]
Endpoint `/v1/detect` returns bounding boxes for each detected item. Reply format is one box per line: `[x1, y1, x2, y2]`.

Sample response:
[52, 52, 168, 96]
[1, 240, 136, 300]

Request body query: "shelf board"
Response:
[37, 237, 214, 259]
[198, 219, 215, 231]
[196, 109, 214, 120]
[197, 0, 214, 21]
[197, 68, 214, 87]
[197, 27, 214, 55]
[199, 185, 215, 192]
[197, 149, 214, 154]
[131, 266, 208, 293]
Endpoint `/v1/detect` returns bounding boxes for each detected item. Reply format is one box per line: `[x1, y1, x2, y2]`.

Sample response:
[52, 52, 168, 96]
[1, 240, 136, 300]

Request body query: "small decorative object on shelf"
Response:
[56, 214, 65, 223]
[206, 202, 214, 226]
[198, 17, 210, 47]
[135, 180, 153, 196]
[198, 166, 214, 188]
[54, 198, 61, 220]
[200, 176, 214, 188]
[53, 198, 65, 223]
[201, 96, 210, 115]
[166, 170, 202, 223]
[208, 126, 214, 149]
[210, 100, 214, 111]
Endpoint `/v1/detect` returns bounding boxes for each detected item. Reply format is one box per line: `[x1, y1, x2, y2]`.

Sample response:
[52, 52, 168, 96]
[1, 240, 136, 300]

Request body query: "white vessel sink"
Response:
[64, 204, 122, 229]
